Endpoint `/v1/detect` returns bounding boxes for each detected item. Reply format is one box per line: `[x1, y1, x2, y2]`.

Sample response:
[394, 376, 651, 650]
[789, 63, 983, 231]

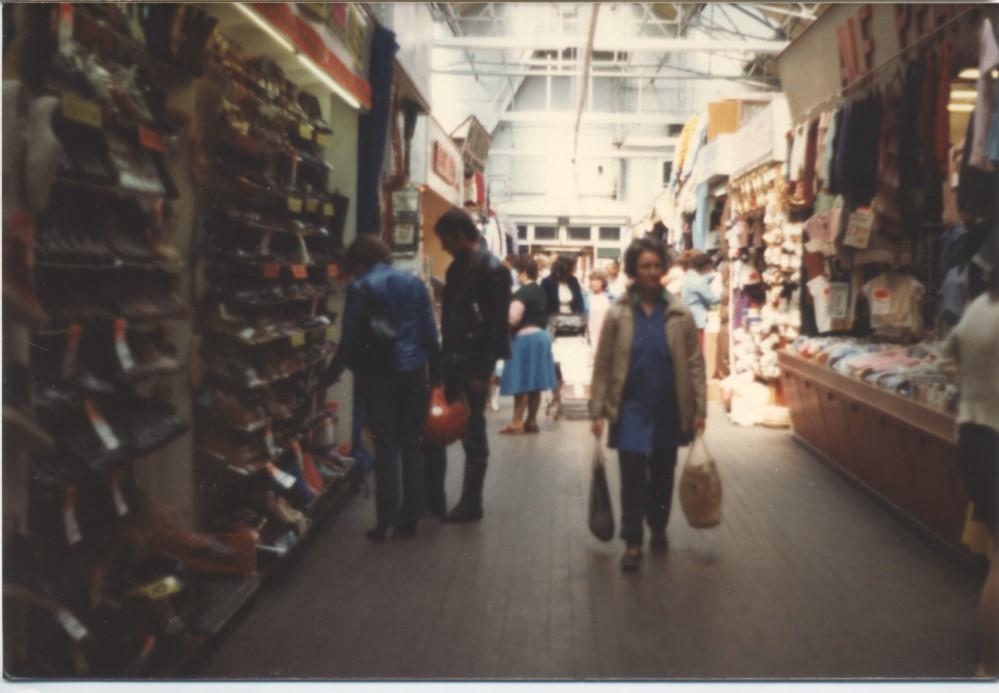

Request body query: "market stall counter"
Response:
[778, 350, 971, 556]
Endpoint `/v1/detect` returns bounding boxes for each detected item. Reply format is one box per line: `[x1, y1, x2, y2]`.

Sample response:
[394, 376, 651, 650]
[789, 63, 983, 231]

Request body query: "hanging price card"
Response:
[843, 207, 875, 249]
[298, 123, 313, 140]
[64, 486, 82, 546]
[56, 607, 89, 642]
[292, 264, 308, 280]
[306, 198, 319, 213]
[111, 471, 129, 517]
[61, 93, 103, 129]
[263, 263, 280, 279]
[871, 288, 892, 317]
[84, 400, 121, 451]
[114, 318, 134, 372]
[61, 324, 83, 380]
[316, 132, 331, 147]
[266, 462, 296, 489]
[323, 203, 335, 217]
[828, 282, 850, 321]
[289, 330, 306, 347]
[287, 197, 303, 213]
[325, 325, 336, 341]
[138, 126, 167, 153]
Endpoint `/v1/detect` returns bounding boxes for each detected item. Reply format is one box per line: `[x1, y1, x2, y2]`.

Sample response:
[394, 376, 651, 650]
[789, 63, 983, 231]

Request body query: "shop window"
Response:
[535, 225, 557, 240]
[662, 161, 673, 186]
[568, 226, 591, 241]
[599, 226, 621, 241]
[597, 247, 621, 259]
[517, 225, 528, 240]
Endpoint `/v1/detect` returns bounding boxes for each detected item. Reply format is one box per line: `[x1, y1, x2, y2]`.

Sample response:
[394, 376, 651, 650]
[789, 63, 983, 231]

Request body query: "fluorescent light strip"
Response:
[950, 89, 978, 100]
[234, 3, 362, 111]
[958, 68, 980, 80]
[297, 54, 362, 110]
[947, 103, 974, 113]
[234, 2, 294, 52]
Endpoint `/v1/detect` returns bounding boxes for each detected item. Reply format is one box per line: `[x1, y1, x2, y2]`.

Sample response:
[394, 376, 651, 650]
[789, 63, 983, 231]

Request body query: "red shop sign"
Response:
[432, 141, 458, 188]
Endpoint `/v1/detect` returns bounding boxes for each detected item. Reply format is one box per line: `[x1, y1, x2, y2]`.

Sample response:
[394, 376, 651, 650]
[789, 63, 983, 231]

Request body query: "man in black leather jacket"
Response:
[434, 208, 512, 522]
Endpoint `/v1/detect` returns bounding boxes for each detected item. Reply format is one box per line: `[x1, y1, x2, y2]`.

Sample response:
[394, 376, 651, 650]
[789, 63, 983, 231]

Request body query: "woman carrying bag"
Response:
[589, 238, 708, 573]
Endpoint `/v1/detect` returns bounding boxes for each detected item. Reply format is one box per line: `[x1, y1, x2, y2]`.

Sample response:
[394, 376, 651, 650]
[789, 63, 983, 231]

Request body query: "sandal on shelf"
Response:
[498, 424, 524, 435]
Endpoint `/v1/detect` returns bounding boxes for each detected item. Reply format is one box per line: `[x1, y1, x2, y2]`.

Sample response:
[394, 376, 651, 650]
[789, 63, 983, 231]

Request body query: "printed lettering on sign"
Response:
[432, 141, 458, 187]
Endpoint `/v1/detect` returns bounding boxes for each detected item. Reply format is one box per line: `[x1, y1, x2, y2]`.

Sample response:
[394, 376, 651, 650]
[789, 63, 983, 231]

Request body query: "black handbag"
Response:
[588, 443, 615, 542]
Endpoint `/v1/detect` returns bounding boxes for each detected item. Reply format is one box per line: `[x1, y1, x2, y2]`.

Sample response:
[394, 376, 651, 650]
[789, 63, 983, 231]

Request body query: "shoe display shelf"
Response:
[2, 7, 256, 678]
[192, 37, 355, 583]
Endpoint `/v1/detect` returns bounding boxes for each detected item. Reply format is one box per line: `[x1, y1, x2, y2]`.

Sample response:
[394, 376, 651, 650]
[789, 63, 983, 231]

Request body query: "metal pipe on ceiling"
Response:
[433, 35, 789, 53]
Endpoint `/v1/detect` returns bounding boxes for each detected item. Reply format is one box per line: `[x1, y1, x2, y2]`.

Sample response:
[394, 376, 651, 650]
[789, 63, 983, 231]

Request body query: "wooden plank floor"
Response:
[194, 403, 982, 679]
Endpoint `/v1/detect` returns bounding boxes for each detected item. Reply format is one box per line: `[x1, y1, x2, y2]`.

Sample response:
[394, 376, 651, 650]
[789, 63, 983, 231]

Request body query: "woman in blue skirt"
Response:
[499, 255, 557, 434]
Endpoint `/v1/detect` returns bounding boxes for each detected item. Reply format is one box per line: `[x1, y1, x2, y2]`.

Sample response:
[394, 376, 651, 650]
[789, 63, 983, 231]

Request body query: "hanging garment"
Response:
[959, 108, 999, 220]
[970, 18, 999, 171]
[793, 117, 820, 207]
[830, 101, 852, 196]
[899, 55, 926, 194]
[939, 264, 970, 328]
[862, 272, 926, 339]
[815, 110, 832, 191]
[357, 26, 399, 234]
[823, 106, 841, 191]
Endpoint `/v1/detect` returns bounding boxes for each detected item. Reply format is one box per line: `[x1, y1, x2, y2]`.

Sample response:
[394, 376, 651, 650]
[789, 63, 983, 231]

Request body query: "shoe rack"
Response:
[3, 4, 272, 677]
[191, 32, 355, 574]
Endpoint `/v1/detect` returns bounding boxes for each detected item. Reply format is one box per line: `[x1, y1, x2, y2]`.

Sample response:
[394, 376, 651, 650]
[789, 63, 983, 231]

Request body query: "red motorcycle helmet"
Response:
[423, 385, 469, 445]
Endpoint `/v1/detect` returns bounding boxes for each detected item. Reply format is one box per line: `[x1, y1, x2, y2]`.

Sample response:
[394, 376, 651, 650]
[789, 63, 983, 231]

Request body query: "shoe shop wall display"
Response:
[188, 28, 358, 586]
[2, 3, 359, 678]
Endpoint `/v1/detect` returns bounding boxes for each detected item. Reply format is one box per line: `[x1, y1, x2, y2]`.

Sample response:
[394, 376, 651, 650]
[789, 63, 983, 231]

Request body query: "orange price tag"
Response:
[84, 399, 121, 451]
[292, 264, 308, 280]
[138, 126, 167, 153]
[263, 263, 280, 279]
[61, 323, 83, 380]
[327, 263, 339, 279]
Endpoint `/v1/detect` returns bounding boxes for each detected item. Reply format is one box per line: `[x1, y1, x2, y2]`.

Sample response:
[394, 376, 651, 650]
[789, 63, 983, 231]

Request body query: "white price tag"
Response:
[871, 288, 892, 317]
[64, 486, 82, 546]
[84, 400, 120, 451]
[843, 208, 875, 249]
[56, 607, 89, 641]
[828, 282, 850, 320]
[266, 462, 296, 489]
[114, 319, 134, 372]
[111, 473, 129, 517]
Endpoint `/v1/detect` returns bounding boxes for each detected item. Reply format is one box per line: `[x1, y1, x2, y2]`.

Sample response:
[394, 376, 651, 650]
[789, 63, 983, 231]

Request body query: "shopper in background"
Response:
[606, 258, 629, 298]
[590, 238, 707, 573]
[323, 235, 441, 540]
[663, 250, 689, 297]
[541, 254, 585, 316]
[585, 269, 612, 357]
[498, 255, 557, 434]
[535, 253, 552, 281]
[941, 263, 999, 677]
[681, 250, 721, 349]
[434, 208, 513, 522]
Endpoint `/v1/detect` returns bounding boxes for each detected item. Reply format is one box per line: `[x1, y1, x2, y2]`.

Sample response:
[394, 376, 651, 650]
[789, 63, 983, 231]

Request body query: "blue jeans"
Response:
[364, 367, 429, 527]
[618, 446, 678, 546]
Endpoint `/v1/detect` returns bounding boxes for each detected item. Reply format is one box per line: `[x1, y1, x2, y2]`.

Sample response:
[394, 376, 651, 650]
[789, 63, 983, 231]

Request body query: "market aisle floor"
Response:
[195, 403, 982, 679]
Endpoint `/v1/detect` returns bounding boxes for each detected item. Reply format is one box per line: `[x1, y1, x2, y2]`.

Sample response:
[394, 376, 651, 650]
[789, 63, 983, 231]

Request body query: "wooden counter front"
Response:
[778, 351, 969, 550]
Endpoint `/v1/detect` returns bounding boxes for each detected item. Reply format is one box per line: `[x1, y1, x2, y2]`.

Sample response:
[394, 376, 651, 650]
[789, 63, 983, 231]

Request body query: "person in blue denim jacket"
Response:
[324, 235, 441, 540]
[681, 251, 721, 349]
